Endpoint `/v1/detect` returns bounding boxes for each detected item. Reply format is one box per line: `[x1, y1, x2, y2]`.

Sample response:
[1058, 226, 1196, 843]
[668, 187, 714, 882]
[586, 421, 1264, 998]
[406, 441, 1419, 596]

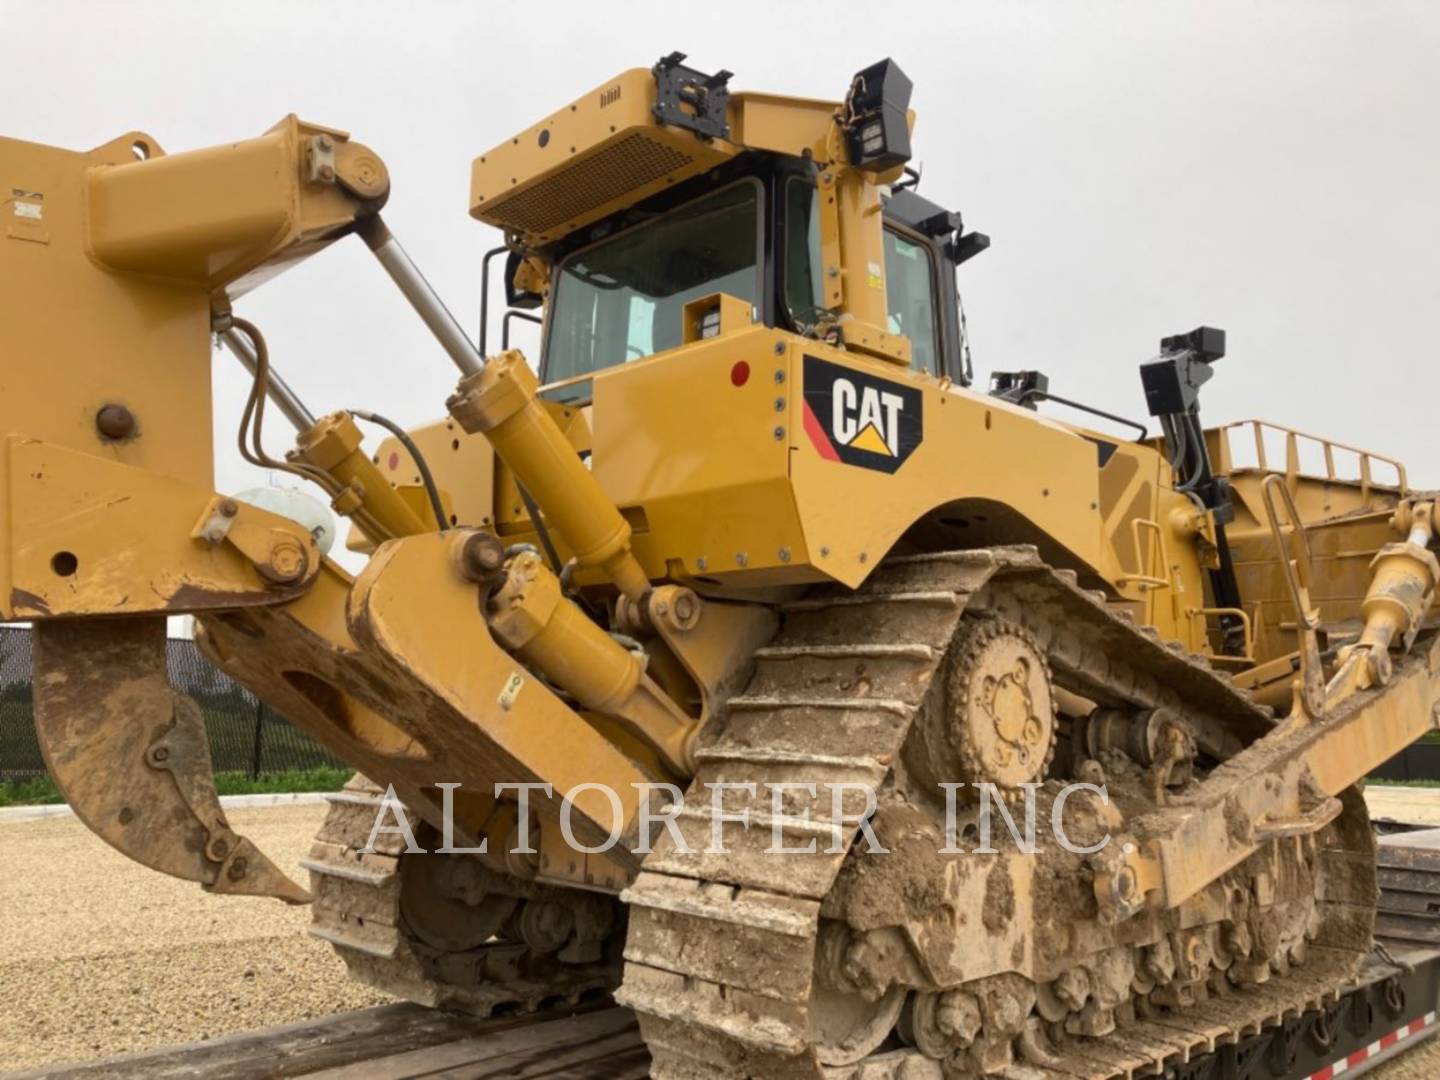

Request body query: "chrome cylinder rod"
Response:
[358, 216, 484, 377]
[219, 328, 318, 432]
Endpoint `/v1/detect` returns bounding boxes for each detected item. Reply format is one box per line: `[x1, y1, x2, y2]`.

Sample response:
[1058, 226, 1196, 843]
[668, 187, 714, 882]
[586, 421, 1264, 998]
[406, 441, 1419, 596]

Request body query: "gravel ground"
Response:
[1373, 1034, 1440, 1080]
[0, 804, 391, 1072]
[4, 804, 1440, 1077]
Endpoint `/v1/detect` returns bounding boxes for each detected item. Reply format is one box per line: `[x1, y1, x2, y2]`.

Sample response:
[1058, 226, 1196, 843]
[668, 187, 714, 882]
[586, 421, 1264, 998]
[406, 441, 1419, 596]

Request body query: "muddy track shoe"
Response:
[617, 547, 1375, 1079]
[304, 774, 623, 1014]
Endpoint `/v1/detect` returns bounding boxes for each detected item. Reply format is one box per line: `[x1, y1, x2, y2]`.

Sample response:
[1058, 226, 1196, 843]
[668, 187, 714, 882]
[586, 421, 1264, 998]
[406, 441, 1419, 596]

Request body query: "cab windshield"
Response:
[542, 181, 760, 391]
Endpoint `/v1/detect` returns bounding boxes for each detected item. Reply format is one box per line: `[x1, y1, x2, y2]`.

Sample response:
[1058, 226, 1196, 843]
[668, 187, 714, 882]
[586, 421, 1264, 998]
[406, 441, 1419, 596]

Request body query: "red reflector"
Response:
[730, 361, 751, 387]
[387, 452, 400, 470]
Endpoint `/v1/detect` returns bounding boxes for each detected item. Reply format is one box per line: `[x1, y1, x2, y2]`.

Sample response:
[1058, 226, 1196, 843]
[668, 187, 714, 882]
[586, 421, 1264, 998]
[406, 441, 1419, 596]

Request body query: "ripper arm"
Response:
[9, 115, 754, 904]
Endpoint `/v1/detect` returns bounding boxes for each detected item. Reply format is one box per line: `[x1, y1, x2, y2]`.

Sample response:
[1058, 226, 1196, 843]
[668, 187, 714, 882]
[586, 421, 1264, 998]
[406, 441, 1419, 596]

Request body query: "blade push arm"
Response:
[1095, 498, 1440, 922]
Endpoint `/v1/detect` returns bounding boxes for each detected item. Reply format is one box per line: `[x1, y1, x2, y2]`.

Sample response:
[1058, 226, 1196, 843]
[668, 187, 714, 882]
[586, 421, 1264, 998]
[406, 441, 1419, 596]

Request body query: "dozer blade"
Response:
[31, 616, 310, 904]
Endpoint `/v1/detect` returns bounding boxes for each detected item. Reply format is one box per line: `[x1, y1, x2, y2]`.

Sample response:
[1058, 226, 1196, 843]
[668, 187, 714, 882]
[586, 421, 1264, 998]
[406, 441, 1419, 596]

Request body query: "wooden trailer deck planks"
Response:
[16, 1003, 649, 1080]
[1378, 826, 1440, 947]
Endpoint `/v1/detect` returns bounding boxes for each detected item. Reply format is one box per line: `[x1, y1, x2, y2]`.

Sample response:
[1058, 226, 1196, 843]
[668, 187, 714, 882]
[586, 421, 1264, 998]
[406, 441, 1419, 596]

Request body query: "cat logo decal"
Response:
[801, 356, 923, 474]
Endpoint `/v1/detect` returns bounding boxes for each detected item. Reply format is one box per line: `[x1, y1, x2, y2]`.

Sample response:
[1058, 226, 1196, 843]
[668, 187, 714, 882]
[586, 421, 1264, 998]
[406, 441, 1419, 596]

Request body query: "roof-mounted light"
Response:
[842, 59, 913, 173]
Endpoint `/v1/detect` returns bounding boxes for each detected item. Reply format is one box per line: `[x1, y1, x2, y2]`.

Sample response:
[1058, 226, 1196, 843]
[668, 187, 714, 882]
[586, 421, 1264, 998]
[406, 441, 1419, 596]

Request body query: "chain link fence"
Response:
[0, 626, 345, 782]
[3, 626, 1432, 786]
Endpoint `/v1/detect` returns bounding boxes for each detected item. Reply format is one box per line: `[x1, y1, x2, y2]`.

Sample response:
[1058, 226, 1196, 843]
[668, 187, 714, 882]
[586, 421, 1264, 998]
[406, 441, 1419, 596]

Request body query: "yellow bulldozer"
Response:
[4, 53, 1438, 1078]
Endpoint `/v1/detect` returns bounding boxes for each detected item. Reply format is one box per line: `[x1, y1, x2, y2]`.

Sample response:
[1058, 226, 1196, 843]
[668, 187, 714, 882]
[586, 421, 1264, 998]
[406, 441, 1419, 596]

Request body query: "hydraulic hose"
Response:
[350, 409, 449, 531]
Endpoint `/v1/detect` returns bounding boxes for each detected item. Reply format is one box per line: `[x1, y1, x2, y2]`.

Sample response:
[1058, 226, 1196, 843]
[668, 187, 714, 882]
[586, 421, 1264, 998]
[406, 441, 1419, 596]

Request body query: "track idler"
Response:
[31, 615, 309, 904]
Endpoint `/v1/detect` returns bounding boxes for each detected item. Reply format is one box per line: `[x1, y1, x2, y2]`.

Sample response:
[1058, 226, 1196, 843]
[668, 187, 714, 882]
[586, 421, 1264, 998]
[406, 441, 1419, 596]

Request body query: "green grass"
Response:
[0, 775, 63, 806]
[213, 766, 352, 796]
[0, 766, 352, 808]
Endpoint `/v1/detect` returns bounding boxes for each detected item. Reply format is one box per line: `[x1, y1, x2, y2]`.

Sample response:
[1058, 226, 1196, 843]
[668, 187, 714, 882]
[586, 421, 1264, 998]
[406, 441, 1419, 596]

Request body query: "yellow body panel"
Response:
[87, 116, 385, 297]
[1219, 421, 1409, 667]
[481, 333, 1111, 593]
[786, 349, 1103, 588]
[0, 133, 215, 486]
[591, 327, 805, 586]
[2, 133, 215, 615]
[470, 68, 737, 246]
[725, 92, 837, 160]
[4, 438, 317, 619]
[351, 418, 498, 554]
[374, 327, 1214, 658]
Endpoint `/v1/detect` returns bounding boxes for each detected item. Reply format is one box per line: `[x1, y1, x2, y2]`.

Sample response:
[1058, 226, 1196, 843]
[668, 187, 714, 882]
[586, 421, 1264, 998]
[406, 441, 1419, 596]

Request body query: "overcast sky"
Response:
[5, 1, 1438, 503]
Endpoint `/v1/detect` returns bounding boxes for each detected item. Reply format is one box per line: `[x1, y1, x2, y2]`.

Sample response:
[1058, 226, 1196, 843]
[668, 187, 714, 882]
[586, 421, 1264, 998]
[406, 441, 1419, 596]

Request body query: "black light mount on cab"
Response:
[1139, 325, 1230, 518]
[915, 206, 990, 266]
[842, 59, 913, 172]
[1140, 325, 1246, 654]
[884, 187, 991, 267]
[990, 370, 1050, 409]
[652, 52, 733, 142]
[1141, 326, 1226, 415]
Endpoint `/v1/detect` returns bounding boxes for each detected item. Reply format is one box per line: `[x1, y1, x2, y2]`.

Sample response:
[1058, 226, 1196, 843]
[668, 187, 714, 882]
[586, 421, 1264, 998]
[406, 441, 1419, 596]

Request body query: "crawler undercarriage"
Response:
[307, 549, 1383, 1078]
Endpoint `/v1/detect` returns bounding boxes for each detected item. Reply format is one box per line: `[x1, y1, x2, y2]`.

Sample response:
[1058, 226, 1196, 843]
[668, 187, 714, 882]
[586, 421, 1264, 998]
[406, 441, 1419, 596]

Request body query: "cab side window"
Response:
[883, 228, 940, 375]
[784, 177, 943, 376]
[783, 177, 825, 331]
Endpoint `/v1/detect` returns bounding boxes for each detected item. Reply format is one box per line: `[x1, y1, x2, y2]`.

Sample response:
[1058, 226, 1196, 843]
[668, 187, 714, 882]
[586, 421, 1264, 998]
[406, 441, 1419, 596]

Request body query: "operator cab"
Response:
[466, 56, 989, 405]
[535, 161, 986, 403]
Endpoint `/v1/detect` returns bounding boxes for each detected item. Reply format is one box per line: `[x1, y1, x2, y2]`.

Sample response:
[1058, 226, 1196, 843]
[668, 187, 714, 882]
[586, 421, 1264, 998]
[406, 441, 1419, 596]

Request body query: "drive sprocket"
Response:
[911, 616, 1058, 792]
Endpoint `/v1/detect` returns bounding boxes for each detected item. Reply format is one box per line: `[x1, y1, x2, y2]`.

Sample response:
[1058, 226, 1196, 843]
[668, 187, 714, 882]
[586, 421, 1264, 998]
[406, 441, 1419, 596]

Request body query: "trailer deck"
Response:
[19, 824, 1440, 1080]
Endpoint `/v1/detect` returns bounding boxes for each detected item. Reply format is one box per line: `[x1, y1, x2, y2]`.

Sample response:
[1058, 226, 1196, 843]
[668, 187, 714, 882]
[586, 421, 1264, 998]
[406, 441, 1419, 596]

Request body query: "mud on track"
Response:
[4, 799, 1440, 1077]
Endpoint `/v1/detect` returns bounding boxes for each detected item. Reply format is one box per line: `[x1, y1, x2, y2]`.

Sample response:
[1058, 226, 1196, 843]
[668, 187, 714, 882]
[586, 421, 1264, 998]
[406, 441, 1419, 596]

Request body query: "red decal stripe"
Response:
[1309, 1012, 1439, 1079]
[802, 401, 840, 461]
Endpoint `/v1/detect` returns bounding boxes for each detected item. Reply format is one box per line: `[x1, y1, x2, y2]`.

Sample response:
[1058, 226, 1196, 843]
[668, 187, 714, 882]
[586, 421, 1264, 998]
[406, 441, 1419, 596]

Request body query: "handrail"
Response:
[1218, 419, 1408, 501]
[1185, 606, 1254, 662]
[1260, 474, 1326, 719]
[1116, 518, 1171, 589]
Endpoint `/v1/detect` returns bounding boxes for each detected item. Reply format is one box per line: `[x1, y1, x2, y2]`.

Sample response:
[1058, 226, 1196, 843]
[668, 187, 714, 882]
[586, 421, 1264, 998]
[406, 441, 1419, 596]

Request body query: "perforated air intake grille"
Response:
[480, 132, 694, 236]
